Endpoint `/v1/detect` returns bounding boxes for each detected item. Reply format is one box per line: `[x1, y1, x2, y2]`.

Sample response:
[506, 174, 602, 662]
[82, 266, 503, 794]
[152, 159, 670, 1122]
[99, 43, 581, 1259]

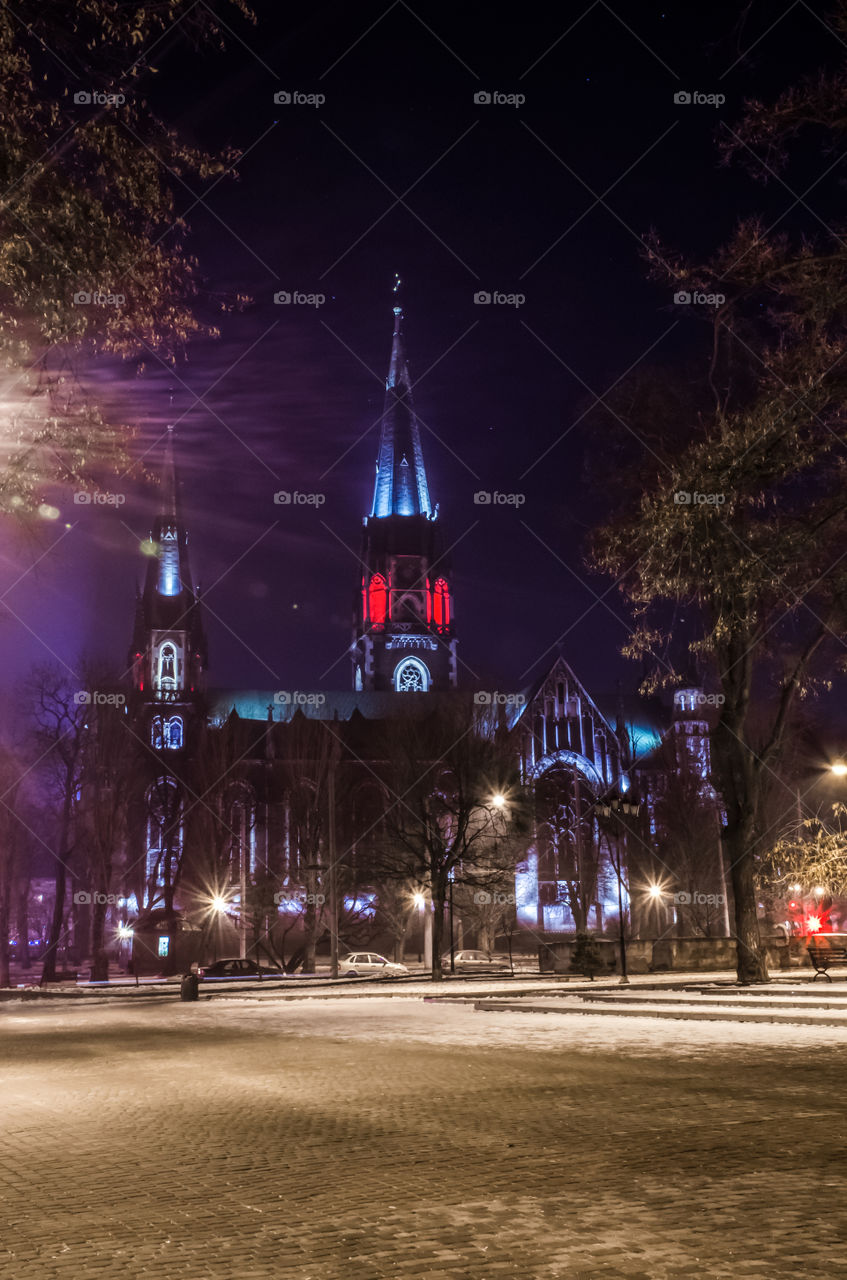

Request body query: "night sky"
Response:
[2, 2, 840, 707]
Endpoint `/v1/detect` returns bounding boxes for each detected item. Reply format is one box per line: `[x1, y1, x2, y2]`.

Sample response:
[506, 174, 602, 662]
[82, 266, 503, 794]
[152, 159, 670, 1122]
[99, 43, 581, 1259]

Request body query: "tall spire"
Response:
[370, 305, 433, 519]
[156, 426, 182, 597]
[161, 424, 178, 521]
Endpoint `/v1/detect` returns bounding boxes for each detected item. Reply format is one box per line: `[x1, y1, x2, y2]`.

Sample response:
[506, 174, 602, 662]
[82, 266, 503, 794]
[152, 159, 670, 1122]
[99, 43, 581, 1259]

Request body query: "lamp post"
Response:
[448, 868, 455, 974]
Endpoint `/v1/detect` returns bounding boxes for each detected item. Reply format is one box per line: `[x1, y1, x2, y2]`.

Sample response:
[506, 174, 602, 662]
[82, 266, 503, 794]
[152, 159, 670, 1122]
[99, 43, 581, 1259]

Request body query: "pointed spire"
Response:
[370, 303, 433, 519]
[156, 426, 181, 597]
[160, 425, 178, 520]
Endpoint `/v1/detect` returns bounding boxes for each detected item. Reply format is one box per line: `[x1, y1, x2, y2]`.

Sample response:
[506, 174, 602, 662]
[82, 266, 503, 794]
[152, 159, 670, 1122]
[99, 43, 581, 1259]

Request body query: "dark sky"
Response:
[2, 1, 841, 705]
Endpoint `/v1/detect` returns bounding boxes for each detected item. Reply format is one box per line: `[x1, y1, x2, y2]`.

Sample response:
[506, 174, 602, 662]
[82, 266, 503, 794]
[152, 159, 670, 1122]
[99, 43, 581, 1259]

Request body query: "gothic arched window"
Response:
[151, 716, 163, 749]
[158, 643, 178, 692]
[369, 574, 387, 628]
[226, 783, 256, 885]
[433, 578, 450, 631]
[394, 657, 430, 692]
[164, 716, 183, 750]
[145, 778, 182, 909]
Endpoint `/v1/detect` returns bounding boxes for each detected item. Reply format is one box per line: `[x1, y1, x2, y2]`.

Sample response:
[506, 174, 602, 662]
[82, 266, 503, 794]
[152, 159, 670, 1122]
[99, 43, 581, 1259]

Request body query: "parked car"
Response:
[442, 949, 513, 973]
[197, 958, 284, 979]
[339, 952, 409, 978]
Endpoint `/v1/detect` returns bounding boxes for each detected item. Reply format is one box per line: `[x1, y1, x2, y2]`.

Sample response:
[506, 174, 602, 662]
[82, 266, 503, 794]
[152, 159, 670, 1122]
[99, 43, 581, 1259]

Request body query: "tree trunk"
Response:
[42, 788, 73, 984]
[393, 920, 407, 963]
[725, 819, 768, 983]
[0, 875, 10, 989]
[16, 878, 30, 970]
[90, 895, 109, 982]
[431, 874, 446, 980]
[302, 864, 318, 973]
[712, 701, 768, 985]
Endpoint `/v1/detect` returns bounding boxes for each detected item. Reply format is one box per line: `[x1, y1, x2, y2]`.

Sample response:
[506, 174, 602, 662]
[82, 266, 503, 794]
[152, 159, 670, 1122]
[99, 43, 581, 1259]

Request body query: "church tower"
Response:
[128, 426, 207, 738]
[351, 305, 457, 692]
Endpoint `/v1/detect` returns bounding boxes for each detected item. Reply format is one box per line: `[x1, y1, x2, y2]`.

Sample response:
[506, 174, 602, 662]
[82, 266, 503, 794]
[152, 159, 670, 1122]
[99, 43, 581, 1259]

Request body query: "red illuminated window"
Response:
[369, 574, 387, 627]
[433, 578, 450, 630]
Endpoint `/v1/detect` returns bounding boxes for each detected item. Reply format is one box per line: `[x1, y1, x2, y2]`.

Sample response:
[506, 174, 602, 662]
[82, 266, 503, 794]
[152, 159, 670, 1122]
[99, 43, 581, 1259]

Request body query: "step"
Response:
[473, 999, 847, 1026]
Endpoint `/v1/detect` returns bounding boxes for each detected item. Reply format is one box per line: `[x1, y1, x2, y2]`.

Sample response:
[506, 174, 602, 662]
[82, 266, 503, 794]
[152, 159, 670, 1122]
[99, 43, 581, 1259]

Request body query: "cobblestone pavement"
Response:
[2, 996, 845, 1280]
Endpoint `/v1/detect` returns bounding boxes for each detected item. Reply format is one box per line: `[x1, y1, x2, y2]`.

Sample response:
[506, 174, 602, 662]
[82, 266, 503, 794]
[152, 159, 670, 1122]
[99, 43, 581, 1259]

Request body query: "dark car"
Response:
[196, 958, 284, 980]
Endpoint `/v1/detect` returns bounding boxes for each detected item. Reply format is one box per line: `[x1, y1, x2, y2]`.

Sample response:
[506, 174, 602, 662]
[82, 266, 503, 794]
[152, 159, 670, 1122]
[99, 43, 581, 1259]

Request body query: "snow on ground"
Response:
[5, 990, 847, 1059]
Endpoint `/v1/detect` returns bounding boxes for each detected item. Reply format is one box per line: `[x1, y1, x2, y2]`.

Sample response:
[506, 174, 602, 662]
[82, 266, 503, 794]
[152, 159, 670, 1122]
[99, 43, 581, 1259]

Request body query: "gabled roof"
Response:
[514, 653, 664, 760]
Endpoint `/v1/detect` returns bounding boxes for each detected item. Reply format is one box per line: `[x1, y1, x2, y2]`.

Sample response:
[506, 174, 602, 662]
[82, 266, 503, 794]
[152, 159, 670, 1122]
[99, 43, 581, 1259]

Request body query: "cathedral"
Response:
[121, 304, 726, 974]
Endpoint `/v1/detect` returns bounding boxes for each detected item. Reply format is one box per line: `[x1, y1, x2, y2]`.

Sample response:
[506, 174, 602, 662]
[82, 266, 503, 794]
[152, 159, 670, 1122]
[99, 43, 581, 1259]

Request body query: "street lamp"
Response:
[490, 792, 507, 810]
[831, 762, 847, 778]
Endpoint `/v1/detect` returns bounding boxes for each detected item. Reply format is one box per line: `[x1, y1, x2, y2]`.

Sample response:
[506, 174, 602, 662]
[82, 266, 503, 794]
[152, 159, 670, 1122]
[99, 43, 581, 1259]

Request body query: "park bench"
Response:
[807, 933, 847, 981]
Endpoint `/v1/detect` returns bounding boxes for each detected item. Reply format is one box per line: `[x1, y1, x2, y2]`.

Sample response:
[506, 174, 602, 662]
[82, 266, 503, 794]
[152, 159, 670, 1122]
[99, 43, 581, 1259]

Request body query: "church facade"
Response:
[121, 305, 725, 972]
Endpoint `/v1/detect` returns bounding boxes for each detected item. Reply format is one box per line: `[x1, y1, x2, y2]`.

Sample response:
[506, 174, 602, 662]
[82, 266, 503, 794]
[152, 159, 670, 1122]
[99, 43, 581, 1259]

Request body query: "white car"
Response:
[339, 952, 409, 978]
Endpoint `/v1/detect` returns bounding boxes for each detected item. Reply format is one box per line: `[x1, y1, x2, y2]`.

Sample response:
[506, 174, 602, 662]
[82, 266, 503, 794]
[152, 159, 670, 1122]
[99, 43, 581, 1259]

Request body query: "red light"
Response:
[789, 901, 798, 910]
[368, 574, 387, 627]
[434, 577, 450, 631]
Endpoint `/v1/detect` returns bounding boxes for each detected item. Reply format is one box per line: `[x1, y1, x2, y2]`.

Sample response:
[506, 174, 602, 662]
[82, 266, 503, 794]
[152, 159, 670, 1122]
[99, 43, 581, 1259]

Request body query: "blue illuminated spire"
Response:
[370, 306, 433, 519]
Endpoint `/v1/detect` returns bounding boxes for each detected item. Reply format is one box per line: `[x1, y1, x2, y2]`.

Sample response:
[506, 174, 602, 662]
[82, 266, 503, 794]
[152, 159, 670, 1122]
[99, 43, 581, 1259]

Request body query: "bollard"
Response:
[180, 972, 199, 1002]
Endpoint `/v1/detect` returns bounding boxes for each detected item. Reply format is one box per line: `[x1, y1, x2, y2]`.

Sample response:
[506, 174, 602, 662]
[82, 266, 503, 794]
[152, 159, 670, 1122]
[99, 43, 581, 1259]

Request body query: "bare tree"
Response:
[25, 665, 86, 983]
[376, 702, 527, 979]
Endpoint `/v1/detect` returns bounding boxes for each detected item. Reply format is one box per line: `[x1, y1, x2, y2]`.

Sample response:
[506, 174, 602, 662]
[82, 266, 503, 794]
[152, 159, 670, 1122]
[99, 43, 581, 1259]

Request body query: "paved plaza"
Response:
[2, 991, 845, 1279]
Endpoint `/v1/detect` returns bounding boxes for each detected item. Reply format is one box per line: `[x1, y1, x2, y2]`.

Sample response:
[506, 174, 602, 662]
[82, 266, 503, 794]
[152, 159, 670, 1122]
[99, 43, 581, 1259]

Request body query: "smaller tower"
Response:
[351, 304, 457, 692]
[671, 686, 711, 780]
[128, 427, 208, 738]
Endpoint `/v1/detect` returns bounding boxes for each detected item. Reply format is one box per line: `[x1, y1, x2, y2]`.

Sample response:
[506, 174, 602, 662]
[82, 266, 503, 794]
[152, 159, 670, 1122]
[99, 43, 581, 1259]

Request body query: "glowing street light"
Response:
[117, 924, 133, 940]
[412, 892, 426, 912]
[647, 884, 664, 900]
[831, 762, 847, 777]
[490, 793, 507, 809]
